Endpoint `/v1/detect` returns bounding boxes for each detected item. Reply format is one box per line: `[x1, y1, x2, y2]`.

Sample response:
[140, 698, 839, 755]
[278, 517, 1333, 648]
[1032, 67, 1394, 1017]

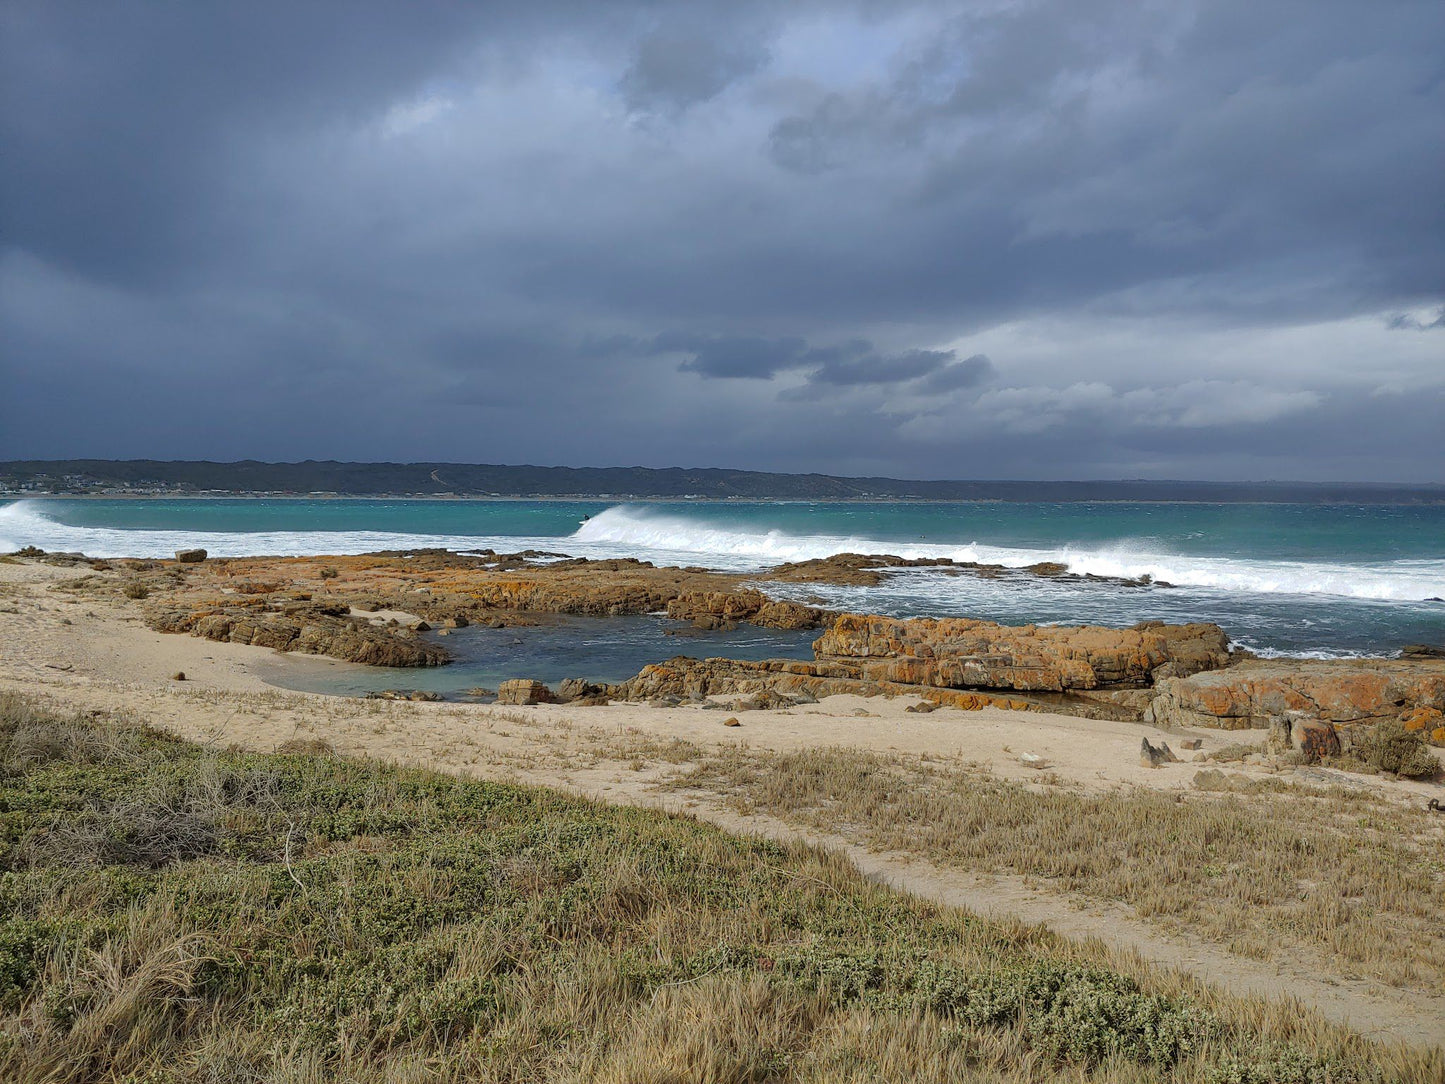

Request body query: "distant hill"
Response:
[2, 459, 1442, 503]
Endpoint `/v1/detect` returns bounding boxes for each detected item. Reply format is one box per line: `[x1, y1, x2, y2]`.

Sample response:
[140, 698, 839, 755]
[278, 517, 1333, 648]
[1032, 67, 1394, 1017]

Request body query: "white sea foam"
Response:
[4, 499, 1444, 604]
[0, 501, 557, 561]
[574, 506, 1445, 602]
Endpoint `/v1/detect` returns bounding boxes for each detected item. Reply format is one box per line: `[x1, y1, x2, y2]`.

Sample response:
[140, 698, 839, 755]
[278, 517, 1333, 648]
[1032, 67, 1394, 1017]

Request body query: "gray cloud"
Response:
[1386, 310, 1445, 331]
[661, 333, 809, 379]
[917, 353, 995, 393]
[811, 347, 952, 385]
[1, 0, 1442, 481]
[622, 28, 769, 114]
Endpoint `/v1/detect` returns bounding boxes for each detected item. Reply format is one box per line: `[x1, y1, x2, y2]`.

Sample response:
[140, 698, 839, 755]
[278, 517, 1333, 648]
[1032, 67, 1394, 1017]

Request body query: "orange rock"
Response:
[1149, 661, 1445, 730]
[1401, 706, 1443, 732]
[811, 614, 1229, 692]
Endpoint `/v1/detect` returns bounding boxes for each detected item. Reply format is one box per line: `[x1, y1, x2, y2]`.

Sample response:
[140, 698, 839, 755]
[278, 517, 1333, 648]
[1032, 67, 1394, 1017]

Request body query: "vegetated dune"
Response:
[1, 692, 1439, 1084]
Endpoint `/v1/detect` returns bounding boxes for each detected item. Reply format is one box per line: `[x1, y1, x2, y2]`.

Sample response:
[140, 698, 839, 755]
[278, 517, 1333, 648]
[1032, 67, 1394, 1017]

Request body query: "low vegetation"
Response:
[675, 746, 1445, 992]
[0, 693, 1438, 1082]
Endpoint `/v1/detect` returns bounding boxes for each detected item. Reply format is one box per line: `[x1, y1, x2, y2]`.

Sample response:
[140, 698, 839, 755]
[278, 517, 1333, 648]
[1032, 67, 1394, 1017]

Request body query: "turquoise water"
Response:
[3, 497, 1442, 658]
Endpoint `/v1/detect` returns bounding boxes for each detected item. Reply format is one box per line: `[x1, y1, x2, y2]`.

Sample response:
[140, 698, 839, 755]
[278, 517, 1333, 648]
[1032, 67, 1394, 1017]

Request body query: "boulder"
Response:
[174, 548, 207, 563]
[1191, 768, 1231, 791]
[1291, 717, 1341, 761]
[497, 679, 554, 705]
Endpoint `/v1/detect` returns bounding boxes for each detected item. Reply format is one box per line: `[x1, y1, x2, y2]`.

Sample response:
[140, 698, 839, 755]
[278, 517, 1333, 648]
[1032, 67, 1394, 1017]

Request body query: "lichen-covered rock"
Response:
[664, 590, 830, 630]
[1291, 717, 1341, 761]
[810, 614, 1230, 692]
[1147, 661, 1445, 730]
[605, 656, 1136, 718]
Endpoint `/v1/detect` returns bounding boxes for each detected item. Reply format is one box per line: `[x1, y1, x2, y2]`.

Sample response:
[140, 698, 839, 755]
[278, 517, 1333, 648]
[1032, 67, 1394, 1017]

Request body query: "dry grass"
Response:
[674, 745, 1445, 992]
[1, 693, 1437, 1082]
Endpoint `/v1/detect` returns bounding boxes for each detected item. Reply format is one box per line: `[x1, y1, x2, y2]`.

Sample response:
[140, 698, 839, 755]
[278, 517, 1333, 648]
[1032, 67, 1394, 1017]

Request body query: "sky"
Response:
[1, 0, 1442, 482]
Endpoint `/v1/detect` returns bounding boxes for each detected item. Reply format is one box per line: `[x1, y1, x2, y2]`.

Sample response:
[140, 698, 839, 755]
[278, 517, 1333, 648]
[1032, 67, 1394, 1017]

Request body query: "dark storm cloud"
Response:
[918, 354, 996, 393]
[1, 0, 1442, 480]
[810, 347, 952, 386]
[621, 27, 769, 114]
[660, 333, 809, 379]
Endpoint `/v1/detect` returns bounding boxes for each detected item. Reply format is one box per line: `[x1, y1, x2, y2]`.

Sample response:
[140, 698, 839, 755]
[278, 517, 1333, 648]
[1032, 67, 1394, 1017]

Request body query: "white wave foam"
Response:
[0, 500, 562, 560]
[574, 506, 1445, 602]
[6, 499, 1444, 604]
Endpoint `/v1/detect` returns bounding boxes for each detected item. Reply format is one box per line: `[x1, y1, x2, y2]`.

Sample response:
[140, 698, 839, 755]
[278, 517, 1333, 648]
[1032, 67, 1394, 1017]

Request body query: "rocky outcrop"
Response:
[665, 590, 830, 630]
[147, 603, 448, 667]
[760, 553, 1165, 588]
[174, 548, 207, 563]
[810, 615, 1231, 692]
[1147, 661, 1445, 731]
[606, 656, 1147, 719]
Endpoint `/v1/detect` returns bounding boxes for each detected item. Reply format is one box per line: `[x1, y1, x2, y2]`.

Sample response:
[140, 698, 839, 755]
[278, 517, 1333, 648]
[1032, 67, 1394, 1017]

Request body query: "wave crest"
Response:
[573, 505, 1444, 602]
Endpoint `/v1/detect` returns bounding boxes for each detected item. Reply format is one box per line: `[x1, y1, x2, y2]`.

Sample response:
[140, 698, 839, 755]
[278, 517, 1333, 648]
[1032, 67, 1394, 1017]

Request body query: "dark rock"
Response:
[1291, 717, 1341, 761]
[1402, 643, 1445, 659]
[1140, 737, 1180, 768]
[174, 548, 207, 563]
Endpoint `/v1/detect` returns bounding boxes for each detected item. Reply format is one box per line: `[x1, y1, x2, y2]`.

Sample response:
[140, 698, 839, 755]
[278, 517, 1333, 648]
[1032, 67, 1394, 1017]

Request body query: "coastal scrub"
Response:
[0, 693, 1437, 1082]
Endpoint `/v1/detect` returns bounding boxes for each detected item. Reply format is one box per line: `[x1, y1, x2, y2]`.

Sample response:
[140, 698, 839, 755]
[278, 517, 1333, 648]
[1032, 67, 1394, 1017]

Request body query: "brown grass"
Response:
[674, 745, 1445, 992]
[3, 694, 1439, 1082]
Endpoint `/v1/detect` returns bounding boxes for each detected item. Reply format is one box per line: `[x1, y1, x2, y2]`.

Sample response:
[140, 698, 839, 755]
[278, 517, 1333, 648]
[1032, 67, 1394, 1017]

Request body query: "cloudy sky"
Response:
[2, 1, 1441, 481]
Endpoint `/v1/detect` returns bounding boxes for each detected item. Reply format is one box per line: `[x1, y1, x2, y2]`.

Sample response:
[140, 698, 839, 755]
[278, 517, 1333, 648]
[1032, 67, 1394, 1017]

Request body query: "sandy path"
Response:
[2, 557, 1443, 1048]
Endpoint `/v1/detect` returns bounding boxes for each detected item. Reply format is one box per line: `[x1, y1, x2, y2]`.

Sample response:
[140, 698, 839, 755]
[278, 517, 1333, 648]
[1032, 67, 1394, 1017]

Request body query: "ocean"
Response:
[3, 497, 1443, 664]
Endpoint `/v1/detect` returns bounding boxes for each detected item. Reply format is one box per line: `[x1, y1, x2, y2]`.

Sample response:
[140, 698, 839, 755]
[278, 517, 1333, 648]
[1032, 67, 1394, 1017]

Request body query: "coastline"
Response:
[2, 551, 1443, 1049]
[9, 492, 1445, 506]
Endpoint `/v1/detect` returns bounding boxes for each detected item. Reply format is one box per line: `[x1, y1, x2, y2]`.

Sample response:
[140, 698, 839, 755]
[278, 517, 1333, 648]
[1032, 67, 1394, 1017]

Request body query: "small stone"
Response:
[1192, 751, 1209, 762]
[905, 700, 939, 713]
[1192, 768, 1230, 791]
[174, 548, 207, 563]
[171, 671, 186, 681]
[1179, 738, 1203, 750]
[413, 620, 432, 632]
[723, 717, 741, 727]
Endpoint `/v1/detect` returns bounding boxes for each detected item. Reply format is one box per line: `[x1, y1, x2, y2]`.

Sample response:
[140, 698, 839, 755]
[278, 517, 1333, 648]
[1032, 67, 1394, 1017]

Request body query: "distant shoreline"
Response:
[4, 460, 1442, 505]
[6, 492, 1445, 507]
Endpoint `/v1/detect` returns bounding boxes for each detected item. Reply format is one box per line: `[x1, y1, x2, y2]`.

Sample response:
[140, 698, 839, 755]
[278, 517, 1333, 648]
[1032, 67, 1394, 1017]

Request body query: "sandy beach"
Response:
[3, 554, 1442, 1051]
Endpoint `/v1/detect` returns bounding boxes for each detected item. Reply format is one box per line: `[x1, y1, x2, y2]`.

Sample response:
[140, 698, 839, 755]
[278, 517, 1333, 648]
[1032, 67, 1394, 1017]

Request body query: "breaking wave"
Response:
[4, 499, 1443, 604]
[574, 506, 1445, 603]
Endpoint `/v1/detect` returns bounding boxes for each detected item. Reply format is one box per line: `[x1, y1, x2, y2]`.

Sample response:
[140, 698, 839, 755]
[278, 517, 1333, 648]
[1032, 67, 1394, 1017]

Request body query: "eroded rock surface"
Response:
[1147, 660, 1445, 731]
[811, 614, 1231, 691]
